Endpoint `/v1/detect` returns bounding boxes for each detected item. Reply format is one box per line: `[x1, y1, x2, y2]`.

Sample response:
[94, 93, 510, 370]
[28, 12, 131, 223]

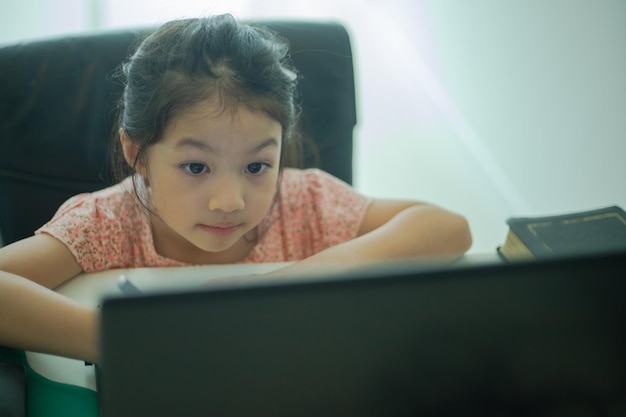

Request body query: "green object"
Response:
[0, 348, 98, 417]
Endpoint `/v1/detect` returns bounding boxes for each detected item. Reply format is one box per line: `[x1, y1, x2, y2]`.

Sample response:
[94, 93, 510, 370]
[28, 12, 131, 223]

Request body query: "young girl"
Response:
[0, 14, 471, 364]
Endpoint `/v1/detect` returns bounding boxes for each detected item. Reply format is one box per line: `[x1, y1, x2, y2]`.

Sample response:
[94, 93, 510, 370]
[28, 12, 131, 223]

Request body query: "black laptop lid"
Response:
[98, 252, 626, 417]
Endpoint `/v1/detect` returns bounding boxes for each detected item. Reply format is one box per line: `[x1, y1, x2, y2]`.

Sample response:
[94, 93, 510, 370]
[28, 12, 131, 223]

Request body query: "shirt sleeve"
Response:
[273, 168, 371, 259]
[35, 190, 137, 272]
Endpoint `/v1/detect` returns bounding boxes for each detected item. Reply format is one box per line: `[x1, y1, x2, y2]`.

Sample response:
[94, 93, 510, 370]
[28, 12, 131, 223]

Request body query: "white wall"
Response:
[427, 0, 626, 217]
[2, 1, 624, 254]
[348, 0, 626, 254]
[0, 0, 93, 44]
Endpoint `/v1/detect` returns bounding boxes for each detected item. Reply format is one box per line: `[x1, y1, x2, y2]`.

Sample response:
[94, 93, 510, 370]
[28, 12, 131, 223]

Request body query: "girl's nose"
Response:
[207, 177, 245, 213]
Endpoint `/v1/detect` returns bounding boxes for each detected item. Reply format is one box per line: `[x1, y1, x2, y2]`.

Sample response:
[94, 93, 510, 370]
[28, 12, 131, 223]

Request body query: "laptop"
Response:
[98, 251, 626, 417]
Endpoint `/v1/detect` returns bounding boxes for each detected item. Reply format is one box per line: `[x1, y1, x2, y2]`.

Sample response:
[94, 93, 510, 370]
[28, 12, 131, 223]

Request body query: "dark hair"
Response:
[111, 14, 303, 180]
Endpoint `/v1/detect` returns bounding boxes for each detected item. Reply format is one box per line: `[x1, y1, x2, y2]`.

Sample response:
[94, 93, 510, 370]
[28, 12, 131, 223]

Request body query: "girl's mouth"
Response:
[199, 223, 242, 236]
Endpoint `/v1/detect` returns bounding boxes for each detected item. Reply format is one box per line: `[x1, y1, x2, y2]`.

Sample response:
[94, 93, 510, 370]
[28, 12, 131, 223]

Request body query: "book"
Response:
[497, 205, 626, 261]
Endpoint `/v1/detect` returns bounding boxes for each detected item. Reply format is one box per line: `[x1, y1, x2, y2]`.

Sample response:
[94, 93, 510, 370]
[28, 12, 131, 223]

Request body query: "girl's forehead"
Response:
[175, 98, 239, 122]
[162, 99, 283, 149]
[171, 98, 278, 128]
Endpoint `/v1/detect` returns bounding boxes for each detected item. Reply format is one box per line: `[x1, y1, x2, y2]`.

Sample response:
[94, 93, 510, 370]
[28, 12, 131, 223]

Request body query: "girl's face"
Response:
[137, 99, 282, 264]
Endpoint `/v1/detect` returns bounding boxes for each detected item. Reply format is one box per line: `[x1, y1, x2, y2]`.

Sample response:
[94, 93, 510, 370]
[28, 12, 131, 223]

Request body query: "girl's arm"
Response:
[355, 199, 472, 258]
[0, 235, 98, 362]
[277, 199, 472, 273]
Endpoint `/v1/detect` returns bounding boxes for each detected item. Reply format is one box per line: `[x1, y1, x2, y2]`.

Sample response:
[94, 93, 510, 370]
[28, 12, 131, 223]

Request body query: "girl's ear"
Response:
[119, 129, 145, 173]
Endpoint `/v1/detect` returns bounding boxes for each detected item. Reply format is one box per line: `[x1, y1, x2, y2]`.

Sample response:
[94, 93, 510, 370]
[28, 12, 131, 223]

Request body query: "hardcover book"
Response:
[497, 205, 626, 261]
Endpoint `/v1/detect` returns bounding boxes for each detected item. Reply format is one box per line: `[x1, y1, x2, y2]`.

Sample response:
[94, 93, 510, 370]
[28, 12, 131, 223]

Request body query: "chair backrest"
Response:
[0, 21, 357, 246]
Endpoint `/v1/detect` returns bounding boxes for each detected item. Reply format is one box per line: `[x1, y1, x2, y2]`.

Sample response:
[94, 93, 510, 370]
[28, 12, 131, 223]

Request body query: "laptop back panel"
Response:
[98, 252, 626, 417]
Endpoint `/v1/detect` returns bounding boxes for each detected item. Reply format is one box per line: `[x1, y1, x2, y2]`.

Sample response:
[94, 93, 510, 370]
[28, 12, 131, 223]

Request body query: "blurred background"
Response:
[1, 0, 625, 255]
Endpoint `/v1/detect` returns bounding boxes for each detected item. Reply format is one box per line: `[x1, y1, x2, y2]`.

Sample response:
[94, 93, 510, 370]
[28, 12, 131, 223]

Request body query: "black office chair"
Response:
[0, 21, 357, 247]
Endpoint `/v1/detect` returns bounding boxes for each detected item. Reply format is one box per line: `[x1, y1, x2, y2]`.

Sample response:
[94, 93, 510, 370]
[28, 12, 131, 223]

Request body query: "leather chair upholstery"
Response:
[0, 21, 357, 246]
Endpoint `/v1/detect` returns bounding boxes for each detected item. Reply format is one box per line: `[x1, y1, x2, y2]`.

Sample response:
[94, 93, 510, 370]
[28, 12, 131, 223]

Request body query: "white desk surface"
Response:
[26, 253, 501, 391]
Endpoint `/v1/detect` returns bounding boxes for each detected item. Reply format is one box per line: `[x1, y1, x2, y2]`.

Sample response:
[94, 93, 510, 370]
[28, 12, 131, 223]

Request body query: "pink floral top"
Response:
[36, 168, 371, 273]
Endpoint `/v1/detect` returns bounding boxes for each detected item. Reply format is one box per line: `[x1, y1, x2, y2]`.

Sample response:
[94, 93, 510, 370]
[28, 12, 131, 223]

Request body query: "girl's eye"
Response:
[245, 162, 269, 175]
[181, 162, 209, 175]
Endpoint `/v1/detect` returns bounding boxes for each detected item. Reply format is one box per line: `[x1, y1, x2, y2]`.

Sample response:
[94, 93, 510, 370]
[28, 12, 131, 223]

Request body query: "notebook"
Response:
[98, 251, 626, 417]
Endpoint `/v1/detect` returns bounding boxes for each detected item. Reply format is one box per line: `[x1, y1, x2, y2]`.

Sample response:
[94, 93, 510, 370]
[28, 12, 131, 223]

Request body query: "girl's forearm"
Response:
[317, 205, 469, 261]
[274, 205, 472, 276]
[0, 271, 98, 363]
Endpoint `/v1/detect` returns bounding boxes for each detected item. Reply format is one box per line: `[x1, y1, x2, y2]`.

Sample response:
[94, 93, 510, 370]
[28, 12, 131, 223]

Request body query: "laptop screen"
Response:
[98, 251, 626, 417]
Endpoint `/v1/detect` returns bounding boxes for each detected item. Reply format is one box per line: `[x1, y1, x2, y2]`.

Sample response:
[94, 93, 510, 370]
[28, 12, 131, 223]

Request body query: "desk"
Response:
[7, 254, 500, 417]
